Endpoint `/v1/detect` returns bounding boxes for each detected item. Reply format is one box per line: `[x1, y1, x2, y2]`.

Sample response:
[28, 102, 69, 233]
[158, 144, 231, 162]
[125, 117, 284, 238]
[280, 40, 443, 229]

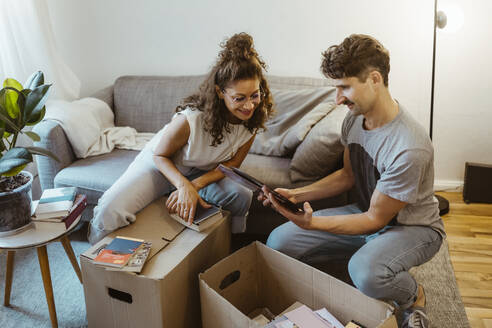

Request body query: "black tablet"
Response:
[218, 164, 304, 213]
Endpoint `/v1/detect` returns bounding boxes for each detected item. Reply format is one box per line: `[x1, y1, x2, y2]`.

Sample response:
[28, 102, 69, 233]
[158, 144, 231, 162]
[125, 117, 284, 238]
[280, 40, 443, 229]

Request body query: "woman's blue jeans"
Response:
[88, 147, 252, 244]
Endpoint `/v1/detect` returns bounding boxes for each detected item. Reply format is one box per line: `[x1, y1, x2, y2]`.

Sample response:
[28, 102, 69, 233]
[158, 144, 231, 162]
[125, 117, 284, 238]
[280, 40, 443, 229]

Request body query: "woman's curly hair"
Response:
[176, 32, 274, 146]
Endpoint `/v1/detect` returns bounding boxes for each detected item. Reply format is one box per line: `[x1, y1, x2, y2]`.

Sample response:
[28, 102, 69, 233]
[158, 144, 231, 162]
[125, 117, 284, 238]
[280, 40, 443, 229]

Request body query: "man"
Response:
[261, 34, 444, 328]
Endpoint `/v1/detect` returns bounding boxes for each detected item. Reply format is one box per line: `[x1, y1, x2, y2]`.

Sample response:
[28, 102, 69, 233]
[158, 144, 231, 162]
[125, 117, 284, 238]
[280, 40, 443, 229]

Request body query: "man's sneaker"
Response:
[401, 306, 429, 328]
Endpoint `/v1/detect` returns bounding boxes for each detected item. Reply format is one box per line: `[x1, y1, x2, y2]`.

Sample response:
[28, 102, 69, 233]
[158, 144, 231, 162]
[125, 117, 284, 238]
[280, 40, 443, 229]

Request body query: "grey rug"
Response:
[0, 224, 90, 328]
[410, 240, 470, 327]
[1, 227, 469, 328]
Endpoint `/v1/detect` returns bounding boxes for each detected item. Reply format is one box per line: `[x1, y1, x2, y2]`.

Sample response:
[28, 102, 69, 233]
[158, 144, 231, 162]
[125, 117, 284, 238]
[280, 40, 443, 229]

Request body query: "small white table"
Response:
[0, 217, 82, 328]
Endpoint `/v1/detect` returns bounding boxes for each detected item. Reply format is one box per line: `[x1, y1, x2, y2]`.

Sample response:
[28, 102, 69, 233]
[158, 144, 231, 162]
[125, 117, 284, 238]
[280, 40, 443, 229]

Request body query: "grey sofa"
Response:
[33, 75, 348, 240]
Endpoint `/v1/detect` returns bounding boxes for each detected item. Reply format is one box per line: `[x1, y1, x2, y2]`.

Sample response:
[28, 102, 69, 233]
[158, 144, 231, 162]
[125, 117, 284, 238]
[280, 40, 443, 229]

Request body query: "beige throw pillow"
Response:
[289, 105, 347, 182]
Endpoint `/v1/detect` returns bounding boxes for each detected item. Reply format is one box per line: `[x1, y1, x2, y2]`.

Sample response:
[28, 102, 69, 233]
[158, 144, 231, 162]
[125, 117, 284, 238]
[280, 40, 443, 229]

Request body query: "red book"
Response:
[32, 194, 87, 229]
[63, 194, 88, 229]
[93, 249, 134, 268]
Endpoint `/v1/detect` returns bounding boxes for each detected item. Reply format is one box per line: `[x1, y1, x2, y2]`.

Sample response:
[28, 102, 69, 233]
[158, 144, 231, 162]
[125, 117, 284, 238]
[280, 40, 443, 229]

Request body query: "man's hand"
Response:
[263, 186, 313, 230]
[258, 186, 298, 207]
[166, 183, 211, 224]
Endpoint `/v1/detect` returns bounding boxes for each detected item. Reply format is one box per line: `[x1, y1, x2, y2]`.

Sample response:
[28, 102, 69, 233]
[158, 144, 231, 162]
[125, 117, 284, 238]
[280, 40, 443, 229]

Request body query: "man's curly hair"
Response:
[177, 32, 274, 146]
[321, 34, 390, 86]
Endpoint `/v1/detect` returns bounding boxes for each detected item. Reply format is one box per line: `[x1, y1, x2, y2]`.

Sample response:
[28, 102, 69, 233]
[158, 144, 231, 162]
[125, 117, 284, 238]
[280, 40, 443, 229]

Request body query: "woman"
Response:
[88, 32, 274, 244]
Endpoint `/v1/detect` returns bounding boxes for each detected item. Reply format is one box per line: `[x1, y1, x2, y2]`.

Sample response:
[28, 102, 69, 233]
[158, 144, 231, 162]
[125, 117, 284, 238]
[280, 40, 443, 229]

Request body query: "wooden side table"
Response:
[0, 216, 83, 328]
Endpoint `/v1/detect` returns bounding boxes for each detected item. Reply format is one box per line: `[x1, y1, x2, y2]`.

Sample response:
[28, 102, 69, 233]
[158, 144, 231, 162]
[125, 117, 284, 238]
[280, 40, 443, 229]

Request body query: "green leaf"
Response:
[0, 127, 4, 152]
[0, 147, 32, 175]
[3, 78, 22, 91]
[16, 89, 26, 127]
[21, 89, 31, 97]
[26, 106, 45, 126]
[0, 88, 5, 106]
[0, 106, 21, 133]
[0, 164, 27, 177]
[4, 88, 20, 119]
[24, 84, 51, 121]
[24, 71, 44, 90]
[25, 131, 40, 142]
[25, 146, 60, 162]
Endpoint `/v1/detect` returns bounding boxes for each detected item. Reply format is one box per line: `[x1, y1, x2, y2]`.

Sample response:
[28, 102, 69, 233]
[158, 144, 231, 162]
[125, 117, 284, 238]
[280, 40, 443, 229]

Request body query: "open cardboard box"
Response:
[80, 197, 231, 328]
[199, 241, 397, 328]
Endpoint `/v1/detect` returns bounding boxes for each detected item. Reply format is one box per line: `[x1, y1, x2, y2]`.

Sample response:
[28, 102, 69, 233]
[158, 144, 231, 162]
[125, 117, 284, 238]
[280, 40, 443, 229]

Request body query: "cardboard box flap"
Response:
[199, 278, 255, 328]
[313, 269, 394, 327]
[108, 197, 185, 259]
[199, 241, 260, 314]
[256, 242, 315, 314]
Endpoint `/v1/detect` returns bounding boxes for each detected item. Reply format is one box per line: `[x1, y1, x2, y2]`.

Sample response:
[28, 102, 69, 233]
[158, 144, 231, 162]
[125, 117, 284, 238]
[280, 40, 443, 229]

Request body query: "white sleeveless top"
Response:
[150, 108, 254, 173]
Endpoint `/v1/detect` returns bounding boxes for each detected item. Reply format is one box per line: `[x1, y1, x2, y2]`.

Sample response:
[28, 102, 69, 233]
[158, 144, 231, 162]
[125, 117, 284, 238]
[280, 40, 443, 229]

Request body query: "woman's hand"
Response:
[166, 183, 211, 224]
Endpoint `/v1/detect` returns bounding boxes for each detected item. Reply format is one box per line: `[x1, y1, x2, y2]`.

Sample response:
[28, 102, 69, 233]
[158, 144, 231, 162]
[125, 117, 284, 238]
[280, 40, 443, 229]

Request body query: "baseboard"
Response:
[434, 179, 463, 192]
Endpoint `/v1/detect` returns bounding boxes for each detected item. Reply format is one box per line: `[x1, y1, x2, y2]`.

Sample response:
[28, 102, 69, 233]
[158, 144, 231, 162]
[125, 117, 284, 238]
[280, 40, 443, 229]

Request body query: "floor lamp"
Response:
[431, 0, 450, 216]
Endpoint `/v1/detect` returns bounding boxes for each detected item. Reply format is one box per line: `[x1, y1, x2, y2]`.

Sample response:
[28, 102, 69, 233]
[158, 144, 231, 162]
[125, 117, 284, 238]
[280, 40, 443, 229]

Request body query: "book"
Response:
[93, 236, 144, 268]
[264, 303, 345, 328]
[106, 241, 152, 273]
[217, 164, 304, 213]
[169, 203, 223, 232]
[32, 194, 88, 229]
[34, 187, 77, 220]
[81, 237, 114, 261]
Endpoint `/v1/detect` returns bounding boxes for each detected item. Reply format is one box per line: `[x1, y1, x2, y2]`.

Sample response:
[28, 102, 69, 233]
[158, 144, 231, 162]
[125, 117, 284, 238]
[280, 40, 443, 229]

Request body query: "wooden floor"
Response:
[437, 191, 492, 328]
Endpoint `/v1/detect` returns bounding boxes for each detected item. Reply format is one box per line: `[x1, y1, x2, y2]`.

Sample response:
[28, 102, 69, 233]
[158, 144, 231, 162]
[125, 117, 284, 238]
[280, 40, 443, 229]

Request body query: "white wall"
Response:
[433, 0, 492, 189]
[46, 0, 433, 119]
[46, 0, 454, 180]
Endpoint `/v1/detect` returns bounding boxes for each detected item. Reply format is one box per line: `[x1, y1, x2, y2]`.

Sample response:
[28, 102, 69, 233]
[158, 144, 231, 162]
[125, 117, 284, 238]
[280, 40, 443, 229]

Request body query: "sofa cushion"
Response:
[290, 105, 347, 182]
[267, 75, 333, 90]
[240, 153, 312, 189]
[54, 149, 139, 205]
[250, 88, 336, 156]
[113, 75, 205, 133]
[112, 74, 333, 135]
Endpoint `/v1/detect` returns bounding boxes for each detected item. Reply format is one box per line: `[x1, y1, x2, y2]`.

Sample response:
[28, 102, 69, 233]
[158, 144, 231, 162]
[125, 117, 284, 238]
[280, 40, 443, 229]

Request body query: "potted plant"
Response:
[0, 71, 59, 235]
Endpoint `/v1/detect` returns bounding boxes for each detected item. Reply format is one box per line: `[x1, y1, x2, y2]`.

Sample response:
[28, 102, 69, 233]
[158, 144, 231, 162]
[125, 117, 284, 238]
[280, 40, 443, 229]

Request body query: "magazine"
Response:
[93, 236, 144, 268]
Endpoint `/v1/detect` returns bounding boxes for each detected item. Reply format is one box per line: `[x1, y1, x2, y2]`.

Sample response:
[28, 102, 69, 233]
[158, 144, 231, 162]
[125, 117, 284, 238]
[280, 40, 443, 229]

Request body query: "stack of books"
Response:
[84, 236, 152, 273]
[35, 187, 77, 219]
[32, 187, 87, 230]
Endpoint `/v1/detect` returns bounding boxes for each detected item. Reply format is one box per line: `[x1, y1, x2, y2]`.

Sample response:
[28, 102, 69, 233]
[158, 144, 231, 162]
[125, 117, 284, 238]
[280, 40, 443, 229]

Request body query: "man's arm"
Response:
[266, 187, 407, 235]
[259, 147, 354, 206]
[293, 147, 354, 202]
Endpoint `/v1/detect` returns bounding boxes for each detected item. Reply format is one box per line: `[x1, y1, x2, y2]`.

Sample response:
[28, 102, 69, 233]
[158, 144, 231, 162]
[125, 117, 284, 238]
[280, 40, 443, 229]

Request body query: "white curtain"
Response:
[0, 0, 80, 100]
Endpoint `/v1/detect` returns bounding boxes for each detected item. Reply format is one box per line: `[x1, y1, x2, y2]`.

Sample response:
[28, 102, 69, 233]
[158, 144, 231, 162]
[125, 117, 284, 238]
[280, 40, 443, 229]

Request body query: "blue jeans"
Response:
[88, 147, 252, 244]
[266, 204, 443, 309]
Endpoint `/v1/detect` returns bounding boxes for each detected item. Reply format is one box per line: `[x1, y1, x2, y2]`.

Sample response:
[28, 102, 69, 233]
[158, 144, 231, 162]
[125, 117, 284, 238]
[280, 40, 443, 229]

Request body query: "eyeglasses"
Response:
[222, 89, 262, 106]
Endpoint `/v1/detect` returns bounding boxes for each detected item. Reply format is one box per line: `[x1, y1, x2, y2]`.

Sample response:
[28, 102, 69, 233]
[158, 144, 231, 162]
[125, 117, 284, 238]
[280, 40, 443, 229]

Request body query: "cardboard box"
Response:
[81, 197, 231, 328]
[199, 241, 397, 328]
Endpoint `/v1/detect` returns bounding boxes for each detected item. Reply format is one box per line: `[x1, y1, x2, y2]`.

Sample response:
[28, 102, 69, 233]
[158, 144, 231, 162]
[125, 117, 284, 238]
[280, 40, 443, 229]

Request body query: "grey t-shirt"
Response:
[340, 105, 445, 236]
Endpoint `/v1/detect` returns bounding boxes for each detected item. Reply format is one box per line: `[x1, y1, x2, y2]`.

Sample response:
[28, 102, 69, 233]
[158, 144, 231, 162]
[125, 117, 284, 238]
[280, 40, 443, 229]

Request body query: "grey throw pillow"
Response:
[250, 87, 336, 156]
[289, 105, 347, 182]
